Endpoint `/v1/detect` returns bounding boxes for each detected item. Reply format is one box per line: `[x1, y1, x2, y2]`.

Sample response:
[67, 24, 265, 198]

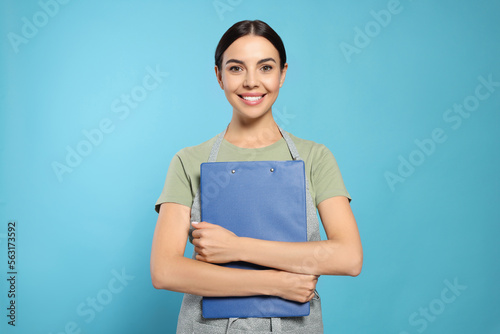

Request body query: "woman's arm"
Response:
[192, 196, 362, 276]
[150, 202, 319, 303]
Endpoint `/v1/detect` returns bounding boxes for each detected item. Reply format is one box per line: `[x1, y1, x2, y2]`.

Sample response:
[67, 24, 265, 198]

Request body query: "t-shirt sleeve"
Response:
[312, 144, 351, 205]
[155, 153, 193, 213]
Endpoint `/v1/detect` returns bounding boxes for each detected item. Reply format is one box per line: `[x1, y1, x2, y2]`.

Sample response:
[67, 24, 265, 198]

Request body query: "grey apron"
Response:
[176, 125, 324, 333]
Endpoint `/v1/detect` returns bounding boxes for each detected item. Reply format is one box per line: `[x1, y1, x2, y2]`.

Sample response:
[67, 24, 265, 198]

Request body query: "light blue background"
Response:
[1, 0, 499, 333]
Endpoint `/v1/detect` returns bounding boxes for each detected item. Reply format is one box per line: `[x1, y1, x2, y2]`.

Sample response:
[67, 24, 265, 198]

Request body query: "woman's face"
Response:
[216, 35, 287, 121]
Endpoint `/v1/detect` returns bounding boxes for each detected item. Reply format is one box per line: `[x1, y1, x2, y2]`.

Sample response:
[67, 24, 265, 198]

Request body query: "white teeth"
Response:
[241, 95, 263, 101]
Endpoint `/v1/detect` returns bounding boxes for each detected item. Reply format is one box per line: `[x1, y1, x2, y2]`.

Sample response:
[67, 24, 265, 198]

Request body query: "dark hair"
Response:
[215, 20, 287, 71]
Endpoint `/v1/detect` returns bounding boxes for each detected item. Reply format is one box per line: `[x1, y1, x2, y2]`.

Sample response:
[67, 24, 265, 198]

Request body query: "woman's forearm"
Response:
[236, 238, 362, 276]
[233, 197, 363, 276]
[152, 255, 273, 296]
[151, 254, 318, 303]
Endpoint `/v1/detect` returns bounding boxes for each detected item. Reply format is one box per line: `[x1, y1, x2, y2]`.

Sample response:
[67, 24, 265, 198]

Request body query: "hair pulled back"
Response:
[215, 20, 287, 71]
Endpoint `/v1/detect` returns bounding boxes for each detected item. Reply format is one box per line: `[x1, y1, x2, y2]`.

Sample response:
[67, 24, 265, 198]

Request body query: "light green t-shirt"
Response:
[155, 132, 351, 213]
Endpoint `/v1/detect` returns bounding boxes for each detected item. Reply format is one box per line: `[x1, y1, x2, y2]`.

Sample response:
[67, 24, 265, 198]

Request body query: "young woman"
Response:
[150, 20, 362, 333]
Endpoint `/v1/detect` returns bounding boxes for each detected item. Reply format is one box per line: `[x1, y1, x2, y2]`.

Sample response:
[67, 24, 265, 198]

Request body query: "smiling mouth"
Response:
[239, 94, 265, 101]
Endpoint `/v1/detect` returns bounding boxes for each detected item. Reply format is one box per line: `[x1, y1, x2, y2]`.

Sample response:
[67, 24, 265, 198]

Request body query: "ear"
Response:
[215, 65, 224, 90]
[279, 63, 288, 88]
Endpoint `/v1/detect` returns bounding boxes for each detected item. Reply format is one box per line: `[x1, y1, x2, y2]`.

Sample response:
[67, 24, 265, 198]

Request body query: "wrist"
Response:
[236, 237, 250, 262]
[256, 269, 280, 296]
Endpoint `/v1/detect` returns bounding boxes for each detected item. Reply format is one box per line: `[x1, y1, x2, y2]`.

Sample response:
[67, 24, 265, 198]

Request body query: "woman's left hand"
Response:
[191, 221, 239, 263]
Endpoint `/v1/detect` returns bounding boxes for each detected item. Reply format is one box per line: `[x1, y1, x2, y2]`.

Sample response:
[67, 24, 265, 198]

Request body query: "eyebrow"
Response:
[225, 58, 277, 66]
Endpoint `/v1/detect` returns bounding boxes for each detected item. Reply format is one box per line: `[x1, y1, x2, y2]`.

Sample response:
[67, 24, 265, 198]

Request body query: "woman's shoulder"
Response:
[287, 132, 332, 158]
[174, 134, 218, 162]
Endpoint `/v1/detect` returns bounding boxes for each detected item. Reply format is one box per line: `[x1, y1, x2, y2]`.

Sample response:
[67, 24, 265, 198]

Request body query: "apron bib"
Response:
[176, 125, 324, 334]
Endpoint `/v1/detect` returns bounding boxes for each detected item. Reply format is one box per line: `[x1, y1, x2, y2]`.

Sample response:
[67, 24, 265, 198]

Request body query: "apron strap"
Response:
[208, 124, 228, 163]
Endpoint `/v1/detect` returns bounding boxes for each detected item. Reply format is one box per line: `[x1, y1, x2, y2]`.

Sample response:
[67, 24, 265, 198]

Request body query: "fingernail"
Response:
[191, 221, 199, 225]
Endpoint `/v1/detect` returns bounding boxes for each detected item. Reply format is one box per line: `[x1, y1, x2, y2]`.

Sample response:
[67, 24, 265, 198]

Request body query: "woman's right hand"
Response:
[268, 269, 319, 303]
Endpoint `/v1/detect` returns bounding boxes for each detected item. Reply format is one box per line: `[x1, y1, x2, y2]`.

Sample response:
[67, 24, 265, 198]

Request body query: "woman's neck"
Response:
[224, 113, 282, 149]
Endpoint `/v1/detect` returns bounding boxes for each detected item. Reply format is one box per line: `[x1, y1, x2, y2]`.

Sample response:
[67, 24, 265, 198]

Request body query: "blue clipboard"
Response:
[200, 160, 310, 318]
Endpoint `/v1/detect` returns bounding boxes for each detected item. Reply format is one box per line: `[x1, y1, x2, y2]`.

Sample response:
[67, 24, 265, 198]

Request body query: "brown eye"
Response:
[262, 65, 273, 72]
[229, 66, 242, 72]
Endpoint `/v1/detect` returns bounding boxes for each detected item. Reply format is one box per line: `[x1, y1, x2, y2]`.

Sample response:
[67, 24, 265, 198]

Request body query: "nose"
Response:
[243, 70, 259, 88]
